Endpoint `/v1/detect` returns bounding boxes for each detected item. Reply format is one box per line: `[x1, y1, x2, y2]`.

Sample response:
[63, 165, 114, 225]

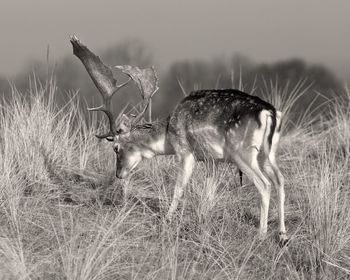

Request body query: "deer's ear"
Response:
[117, 114, 132, 134]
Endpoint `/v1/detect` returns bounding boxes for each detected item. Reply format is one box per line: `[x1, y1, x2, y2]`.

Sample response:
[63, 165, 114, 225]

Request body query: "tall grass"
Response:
[0, 76, 349, 279]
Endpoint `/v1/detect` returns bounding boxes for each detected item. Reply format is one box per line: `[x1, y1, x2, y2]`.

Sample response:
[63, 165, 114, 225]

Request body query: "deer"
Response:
[70, 35, 288, 245]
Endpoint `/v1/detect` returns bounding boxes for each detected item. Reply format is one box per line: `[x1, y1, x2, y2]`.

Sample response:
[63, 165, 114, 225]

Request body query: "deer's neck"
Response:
[137, 118, 174, 159]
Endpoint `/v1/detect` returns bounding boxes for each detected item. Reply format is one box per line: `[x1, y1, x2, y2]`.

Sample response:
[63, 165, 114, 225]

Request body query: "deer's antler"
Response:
[115, 65, 159, 125]
[71, 35, 159, 138]
[70, 35, 130, 139]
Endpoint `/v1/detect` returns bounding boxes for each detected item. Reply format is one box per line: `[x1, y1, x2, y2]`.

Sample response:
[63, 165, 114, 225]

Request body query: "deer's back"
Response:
[168, 89, 276, 160]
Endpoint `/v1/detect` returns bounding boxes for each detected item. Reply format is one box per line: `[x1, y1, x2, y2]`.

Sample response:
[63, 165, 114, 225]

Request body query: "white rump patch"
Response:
[270, 110, 282, 161]
[250, 110, 270, 151]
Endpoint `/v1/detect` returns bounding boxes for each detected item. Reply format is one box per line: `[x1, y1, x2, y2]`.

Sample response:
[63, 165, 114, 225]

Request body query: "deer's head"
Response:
[112, 116, 155, 178]
[70, 35, 159, 178]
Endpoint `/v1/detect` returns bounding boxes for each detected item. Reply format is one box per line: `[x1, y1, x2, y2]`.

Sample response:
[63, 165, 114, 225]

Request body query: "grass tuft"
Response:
[0, 75, 349, 279]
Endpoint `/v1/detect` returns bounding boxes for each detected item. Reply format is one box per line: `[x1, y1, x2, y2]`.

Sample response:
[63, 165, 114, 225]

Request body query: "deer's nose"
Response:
[116, 169, 127, 179]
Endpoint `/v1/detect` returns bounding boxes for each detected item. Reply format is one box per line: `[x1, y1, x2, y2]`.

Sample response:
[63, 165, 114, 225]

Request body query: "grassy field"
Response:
[0, 76, 349, 279]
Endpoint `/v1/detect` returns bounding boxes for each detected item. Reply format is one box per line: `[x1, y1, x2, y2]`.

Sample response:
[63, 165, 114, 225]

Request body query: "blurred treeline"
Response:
[0, 39, 344, 120]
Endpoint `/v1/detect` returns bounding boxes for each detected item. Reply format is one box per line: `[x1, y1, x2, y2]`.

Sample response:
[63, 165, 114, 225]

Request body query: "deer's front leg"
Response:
[166, 153, 195, 221]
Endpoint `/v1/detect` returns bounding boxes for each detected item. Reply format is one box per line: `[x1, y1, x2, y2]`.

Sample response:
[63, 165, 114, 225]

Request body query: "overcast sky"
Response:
[0, 0, 349, 78]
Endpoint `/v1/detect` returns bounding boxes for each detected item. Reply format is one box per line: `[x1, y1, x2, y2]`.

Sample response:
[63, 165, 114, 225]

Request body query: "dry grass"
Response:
[0, 76, 349, 279]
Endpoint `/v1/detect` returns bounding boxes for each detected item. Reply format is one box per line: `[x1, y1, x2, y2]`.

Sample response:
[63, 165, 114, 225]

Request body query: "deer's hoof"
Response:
[278, 232, 289, 247]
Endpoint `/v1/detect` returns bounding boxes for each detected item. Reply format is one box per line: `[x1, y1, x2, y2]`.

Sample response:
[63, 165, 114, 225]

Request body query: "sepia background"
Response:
[0, 0, 349, 117]
[1, 1, 350, 279]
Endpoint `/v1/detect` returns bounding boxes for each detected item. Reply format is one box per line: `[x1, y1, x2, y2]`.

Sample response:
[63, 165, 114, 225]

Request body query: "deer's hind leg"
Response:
[227, 111, 274, 238]
[262, 111, 288, 244]
[263, 158, 287, 244]
[232, 148, 272, 239]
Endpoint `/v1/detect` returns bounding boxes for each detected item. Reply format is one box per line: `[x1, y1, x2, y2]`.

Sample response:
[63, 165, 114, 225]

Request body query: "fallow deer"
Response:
[70, 35, 288, 244]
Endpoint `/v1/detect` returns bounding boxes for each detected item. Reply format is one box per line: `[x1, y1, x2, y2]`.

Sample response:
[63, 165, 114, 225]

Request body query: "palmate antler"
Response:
[115, 65, 159, 124]
[70, 35, 159, 139]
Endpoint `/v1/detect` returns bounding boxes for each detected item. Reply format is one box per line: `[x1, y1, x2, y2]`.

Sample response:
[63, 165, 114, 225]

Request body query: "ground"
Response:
[0, 78, 349, 279]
